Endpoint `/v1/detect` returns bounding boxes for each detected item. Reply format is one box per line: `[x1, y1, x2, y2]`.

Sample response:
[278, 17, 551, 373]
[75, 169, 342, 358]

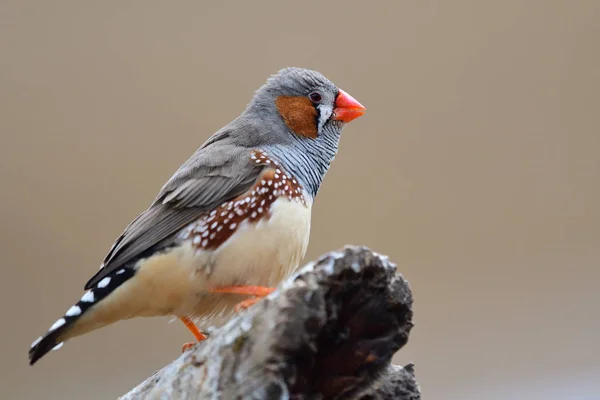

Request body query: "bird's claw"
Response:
[181, 342, 196, 353]
[233, 296, 263, 312]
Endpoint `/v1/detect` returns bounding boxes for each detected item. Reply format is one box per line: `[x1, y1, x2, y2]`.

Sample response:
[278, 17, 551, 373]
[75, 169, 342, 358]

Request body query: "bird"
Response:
[28, 67, 366, 365]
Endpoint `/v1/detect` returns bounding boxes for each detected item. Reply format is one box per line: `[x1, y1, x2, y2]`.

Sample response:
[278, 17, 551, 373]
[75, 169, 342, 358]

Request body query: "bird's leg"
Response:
[211, 285, 275, 312]
[180, 316, 207, 353]
[211, 285, 275, 297]
[180, 287, 274, 352]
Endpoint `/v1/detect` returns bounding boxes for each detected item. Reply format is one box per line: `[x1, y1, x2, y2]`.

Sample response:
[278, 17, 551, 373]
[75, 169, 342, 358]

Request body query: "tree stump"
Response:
[120, 246, 419, 399]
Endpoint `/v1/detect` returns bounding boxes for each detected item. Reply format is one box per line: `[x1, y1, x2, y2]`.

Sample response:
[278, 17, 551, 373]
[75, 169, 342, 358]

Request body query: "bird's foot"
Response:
[233, 296, 262, 312]
[179, 316, 207, 353]
[211, 285, 275, 312]
[181, 342, 196, 353]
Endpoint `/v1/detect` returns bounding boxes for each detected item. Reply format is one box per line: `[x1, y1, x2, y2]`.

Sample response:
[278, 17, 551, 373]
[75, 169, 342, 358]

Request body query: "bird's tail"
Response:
[28, 267, 136, 365]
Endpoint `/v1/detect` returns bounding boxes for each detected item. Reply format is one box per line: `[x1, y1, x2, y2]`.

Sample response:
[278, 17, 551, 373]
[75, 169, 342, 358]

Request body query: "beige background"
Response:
[1, 1, 599, 399]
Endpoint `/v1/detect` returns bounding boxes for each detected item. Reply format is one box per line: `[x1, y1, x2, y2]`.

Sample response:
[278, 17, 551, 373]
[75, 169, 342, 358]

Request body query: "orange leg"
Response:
[211, 285, 275, 297]
[180, 287, 275, 352]
[180, 316, 207, 353]
[233, 297, 263, 312]
[211, 285, 275, 312]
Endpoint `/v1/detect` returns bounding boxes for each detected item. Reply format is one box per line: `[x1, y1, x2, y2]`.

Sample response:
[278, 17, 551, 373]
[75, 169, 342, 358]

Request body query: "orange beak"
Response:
[333, 89, 366, 123]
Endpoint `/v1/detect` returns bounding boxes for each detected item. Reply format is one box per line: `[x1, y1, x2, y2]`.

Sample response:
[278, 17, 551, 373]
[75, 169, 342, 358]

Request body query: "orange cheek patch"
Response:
[275, 96, 318, 139]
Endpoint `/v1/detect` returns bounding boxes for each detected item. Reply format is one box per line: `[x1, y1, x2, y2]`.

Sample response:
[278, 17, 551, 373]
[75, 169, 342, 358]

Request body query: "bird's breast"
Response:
[168, 194, 311, 321]
[176, 160, 312, 284]
[178, 162, 308, 253]
[202, 194, 312, 287]
[128, 157, 313, 321]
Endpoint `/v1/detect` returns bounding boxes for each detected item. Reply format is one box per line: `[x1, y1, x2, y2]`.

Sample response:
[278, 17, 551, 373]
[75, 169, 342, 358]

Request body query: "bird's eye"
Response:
[309, 92, 322, 103]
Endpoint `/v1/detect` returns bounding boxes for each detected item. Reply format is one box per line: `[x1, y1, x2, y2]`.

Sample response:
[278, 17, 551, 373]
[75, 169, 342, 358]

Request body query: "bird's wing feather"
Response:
[84, 140, 264, 289]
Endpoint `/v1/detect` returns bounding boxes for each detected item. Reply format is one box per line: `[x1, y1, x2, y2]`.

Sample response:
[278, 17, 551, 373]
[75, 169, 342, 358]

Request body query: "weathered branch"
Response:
[121, 246, 419, 399]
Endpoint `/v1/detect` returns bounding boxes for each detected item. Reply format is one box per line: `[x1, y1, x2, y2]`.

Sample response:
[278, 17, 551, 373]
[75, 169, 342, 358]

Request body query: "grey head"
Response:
[237, 67, 366, 198]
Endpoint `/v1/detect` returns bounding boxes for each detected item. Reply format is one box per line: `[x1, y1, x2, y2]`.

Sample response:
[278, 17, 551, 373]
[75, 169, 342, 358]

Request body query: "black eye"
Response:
[309, 92, 322, 103]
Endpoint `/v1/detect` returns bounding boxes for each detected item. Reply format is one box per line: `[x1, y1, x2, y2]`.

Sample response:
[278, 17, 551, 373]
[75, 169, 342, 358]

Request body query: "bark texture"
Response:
[121, 246, 419, 400]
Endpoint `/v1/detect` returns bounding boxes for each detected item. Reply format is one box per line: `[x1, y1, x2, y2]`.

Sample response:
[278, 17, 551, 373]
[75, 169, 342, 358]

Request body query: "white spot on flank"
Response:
[258, 207, 263, 213]
[31, 336, 43, 348]
[81, 291, 95, 303]
[202, 239, 208, 247]
[210, 233, 216, 239]
[196, 224, 207, 233]
[202, 230, 209, 238]
[261, 180, 266, 185]
[251, 211, 257, 218]
[97, 277, 111, 288]
[193, 236, 201, 245]
[217, 226, 223, 231]
[49, 318, 66, 331]
[52, 342, 64, 351]
[65, 305, 81, 317]
[230, 223, 237, 230]
[211, 222, 218, 229]
[116, 269, 125, 275]
[210, 210, 217, 216]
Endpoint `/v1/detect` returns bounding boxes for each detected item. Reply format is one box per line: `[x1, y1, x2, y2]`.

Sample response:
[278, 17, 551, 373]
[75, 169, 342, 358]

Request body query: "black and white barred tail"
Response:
[28, 267, 135, 365]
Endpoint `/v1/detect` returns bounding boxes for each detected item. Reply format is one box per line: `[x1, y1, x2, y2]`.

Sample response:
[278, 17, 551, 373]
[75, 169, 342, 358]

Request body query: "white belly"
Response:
[181, 196, 311, 320]
[63, 196, 311, 339]
[207, 196, 312, 287]
[110, 196, 312, 325]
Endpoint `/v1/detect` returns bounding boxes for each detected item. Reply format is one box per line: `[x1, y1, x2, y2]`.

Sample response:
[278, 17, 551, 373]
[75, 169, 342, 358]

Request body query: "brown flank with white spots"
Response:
[180, 150, 307, 251]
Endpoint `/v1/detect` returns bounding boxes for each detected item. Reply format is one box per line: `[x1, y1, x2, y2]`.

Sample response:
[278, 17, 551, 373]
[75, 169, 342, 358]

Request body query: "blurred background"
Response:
[1, 1, 599, 399]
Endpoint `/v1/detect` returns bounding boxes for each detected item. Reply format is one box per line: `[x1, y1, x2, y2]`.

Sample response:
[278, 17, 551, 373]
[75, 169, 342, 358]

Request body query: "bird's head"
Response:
[235, 67, 365, 197]
[246, 67, 366, 141]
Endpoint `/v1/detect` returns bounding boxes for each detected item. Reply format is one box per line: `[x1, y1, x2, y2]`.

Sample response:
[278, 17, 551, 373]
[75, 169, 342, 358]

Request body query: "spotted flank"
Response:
[178, 150, 307, 251]
[28, 267, 135, 365]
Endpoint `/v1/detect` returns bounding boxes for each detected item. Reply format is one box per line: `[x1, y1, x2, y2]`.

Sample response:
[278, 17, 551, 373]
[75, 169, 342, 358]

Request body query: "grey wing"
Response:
[84, 143, 264, 289]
